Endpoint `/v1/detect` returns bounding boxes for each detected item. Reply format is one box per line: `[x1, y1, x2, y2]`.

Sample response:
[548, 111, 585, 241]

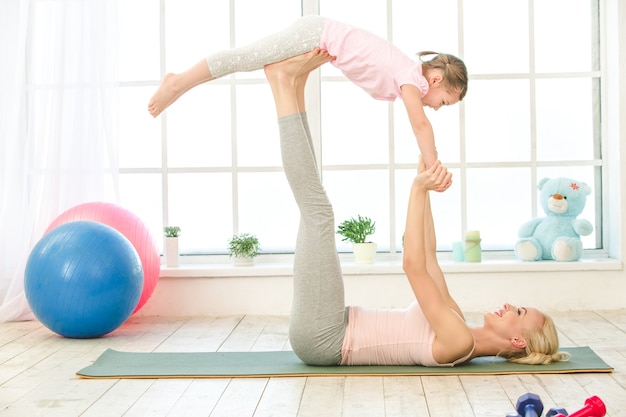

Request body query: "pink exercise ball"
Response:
[45, 202, 160, 314]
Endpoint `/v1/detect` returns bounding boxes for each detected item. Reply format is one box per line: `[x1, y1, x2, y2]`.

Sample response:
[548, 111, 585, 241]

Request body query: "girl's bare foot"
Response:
[148, 59, 214, 117]
[147, 73, 185, 117]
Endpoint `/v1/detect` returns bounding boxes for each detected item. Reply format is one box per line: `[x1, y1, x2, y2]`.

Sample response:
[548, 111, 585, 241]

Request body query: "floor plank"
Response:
[382, 376, 428, 417]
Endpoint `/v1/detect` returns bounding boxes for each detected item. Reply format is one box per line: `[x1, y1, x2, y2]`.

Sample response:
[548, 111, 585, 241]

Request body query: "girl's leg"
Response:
[265, 52, 346, 366]
[148, 16, 327, 117]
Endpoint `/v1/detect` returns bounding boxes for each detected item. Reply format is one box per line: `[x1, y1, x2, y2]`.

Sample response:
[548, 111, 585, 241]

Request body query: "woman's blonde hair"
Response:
[500, 314, 571, 365]
[418, 51, 468, 100]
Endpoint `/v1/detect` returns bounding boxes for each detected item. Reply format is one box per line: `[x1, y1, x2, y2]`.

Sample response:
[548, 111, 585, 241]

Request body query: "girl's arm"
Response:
[402, 162, 473, 363]
[400, 84, 438, 169]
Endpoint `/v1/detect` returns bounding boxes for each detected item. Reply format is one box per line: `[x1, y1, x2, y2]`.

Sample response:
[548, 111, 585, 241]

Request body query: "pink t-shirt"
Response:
[319, 19, 429, 101]
[341, 301, 472, 367]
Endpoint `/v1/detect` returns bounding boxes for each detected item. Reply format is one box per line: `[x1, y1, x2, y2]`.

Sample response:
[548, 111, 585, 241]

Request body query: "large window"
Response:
[118, 0, 603, 258]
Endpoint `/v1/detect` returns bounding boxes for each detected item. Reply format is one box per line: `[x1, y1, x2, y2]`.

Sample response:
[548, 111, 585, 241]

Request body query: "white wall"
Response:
[137, 258, 624, 316]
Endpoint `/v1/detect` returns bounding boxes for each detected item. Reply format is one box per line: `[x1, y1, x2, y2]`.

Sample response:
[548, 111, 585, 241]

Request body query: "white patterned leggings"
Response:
[206, 16, 327, 78]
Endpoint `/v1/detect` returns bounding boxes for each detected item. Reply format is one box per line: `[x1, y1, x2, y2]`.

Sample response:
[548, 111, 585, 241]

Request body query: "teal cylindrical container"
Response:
[464, 230, 482, 262]
[452, 241, 465, 262]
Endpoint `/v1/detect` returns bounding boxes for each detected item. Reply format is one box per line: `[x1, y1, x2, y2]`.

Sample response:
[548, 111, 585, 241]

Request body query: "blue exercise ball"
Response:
[25, 221, 144, 338]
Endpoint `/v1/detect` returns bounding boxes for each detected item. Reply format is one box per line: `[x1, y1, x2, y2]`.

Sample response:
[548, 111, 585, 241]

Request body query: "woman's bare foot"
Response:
[264, 48, 333, 85]
[264, 49, 334, 117]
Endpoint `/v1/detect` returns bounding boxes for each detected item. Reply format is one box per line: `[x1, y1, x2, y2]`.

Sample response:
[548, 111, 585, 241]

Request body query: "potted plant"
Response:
[228, 233, 261, 266]
[336, 215, 377, 264]
[164, 226, 181, 267]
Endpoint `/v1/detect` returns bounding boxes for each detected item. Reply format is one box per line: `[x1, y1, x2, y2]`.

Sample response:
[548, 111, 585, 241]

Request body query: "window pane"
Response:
[167, 85, 232, 168]
[119, 173, 163, 252]
[466, 167, 530, 250]
[321, 83, 389, 165]
[534, 0, 594, 73]
[168, 173, 233, 253]
[430, 168, 463, 249]
[320, 0, 386, 38]
[164, 0, 230, 71]
[465, 80, 531, 162]
[395, 169, 462, 251]
[463, 0, 529, 74]
[393, 0, 459, 56]
[323, 170, 389, 252]
[536, 78, 595, 161]
[236, 84, 281, 167]
[235, 0, 301, 46]
[238, 172, 298, 252]
[119, 86, 162, 168]
[119, 0, 160, 81]
[394, 103, 461, 164]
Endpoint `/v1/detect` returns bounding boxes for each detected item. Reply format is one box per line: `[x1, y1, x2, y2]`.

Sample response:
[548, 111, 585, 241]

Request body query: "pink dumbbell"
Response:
[552, 396, 606, 417]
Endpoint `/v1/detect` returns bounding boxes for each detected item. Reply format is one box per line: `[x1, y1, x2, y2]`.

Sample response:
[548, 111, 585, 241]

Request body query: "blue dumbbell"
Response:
[546, 408, 568, 417]
[516, 393, 544, 417]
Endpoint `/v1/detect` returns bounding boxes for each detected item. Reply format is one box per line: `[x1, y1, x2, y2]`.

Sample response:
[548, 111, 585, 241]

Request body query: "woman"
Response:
[265, 49, 569, 367]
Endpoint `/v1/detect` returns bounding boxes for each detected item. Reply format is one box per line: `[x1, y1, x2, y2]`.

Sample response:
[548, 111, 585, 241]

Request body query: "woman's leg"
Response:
[148, 16, 327, 117]
[265, 51, 346, 366]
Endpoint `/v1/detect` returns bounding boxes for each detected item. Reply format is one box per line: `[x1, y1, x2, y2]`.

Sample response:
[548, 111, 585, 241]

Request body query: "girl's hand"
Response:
[414, 160, 452, 191]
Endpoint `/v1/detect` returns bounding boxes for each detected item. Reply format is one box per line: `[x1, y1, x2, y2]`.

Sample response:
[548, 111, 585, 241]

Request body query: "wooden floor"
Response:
[1, 310, 625, 417]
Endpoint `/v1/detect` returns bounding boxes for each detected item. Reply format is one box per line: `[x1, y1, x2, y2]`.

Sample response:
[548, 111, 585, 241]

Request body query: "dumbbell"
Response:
[546, 407, 567, 417]
[550, 396, 606, 417]
[546, 407, 568, 417]
[510, 393, 544, 417]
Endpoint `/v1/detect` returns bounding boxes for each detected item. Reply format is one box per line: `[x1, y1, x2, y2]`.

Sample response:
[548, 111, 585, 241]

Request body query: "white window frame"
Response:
[118, 0, 621, 266]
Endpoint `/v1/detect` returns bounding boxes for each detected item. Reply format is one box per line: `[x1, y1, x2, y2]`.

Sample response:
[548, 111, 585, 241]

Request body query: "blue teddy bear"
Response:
[515, 177, 593, 261]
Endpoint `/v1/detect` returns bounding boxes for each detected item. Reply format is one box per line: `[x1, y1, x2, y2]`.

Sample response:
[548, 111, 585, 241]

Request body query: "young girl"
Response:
[265, 49, 569, 367]
[148, 15, 468, 171]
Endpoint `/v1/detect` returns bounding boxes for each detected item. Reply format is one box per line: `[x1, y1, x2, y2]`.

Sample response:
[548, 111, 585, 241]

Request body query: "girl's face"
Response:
[422, 70, 461, 111]
[422, 83, 461, 111]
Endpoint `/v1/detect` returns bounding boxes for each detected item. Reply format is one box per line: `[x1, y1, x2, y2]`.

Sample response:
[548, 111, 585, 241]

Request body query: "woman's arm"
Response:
[402, 162, 473, 363]
[423, 191, 465, 320]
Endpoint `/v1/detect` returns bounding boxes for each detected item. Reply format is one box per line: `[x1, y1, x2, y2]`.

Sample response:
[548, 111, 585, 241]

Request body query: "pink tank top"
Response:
[340, 301, 472, 367]
[319, 19, 429, 101]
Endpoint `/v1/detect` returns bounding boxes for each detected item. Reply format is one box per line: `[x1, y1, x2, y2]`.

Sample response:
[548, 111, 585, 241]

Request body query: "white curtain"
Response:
[0, 0, 119, 322]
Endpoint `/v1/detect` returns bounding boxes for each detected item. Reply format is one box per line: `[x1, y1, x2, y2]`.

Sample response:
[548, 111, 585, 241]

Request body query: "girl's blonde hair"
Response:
[418, 51, 468, 100]
[500, 314, 571, 365]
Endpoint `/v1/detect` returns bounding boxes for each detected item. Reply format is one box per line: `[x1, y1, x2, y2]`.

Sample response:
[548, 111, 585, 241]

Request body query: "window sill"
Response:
[159, 256, 622, 278]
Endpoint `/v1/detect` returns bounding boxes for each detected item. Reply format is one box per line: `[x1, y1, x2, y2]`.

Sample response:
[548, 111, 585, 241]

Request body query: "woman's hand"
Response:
[414, 160, 452, 191]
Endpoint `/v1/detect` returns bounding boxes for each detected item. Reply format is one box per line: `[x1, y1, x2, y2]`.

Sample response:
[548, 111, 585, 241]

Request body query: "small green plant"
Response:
[228, 233, 261, 258]
[164, 226, 181, 238]
[336, 215, 376, 244]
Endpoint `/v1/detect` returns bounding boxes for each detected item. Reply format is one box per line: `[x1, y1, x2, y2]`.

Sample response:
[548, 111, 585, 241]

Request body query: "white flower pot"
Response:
[165, 237, 179, 267]
[352, 242, 377, 264]
[233, 256, 254, 266]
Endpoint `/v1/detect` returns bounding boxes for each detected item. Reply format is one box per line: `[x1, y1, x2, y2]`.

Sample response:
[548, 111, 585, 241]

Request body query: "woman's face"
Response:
[484, 303, 545, 341]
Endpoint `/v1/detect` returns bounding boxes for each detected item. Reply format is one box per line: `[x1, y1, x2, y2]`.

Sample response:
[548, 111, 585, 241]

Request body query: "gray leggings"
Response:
[206, 16, 327, 78]
[279, 113, 347, 366]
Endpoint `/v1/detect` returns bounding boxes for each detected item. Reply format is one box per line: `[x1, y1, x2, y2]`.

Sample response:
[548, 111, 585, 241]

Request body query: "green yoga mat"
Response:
[77, 347, 612, 379]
